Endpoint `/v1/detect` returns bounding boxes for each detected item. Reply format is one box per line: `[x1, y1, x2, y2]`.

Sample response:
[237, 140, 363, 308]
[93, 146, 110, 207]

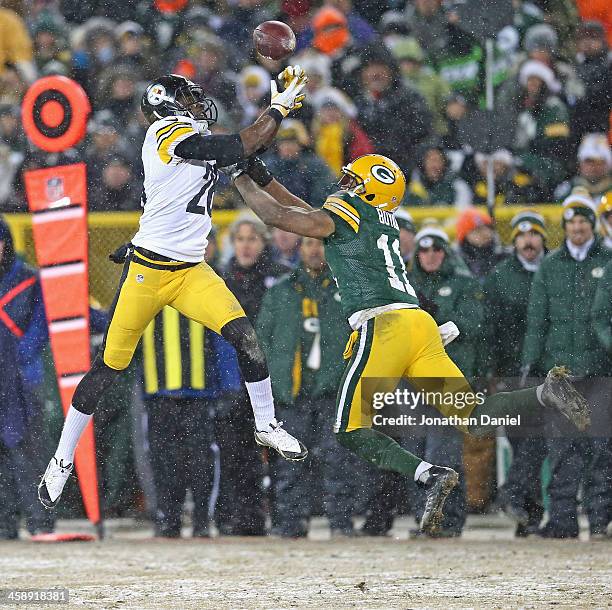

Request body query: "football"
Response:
[253, 20, 296, 61]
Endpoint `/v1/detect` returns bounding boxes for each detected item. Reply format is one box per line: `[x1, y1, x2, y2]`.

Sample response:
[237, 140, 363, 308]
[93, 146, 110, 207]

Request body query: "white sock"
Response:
[245, 377, 276, 431]
[536, 384, 545, 406]
[414, 461, 433, 483]
[54, 406, 93, 464]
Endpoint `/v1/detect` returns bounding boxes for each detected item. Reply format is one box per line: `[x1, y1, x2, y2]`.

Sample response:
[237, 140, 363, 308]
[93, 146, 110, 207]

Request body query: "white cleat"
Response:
[254, 419, 308, 461]
[38, 457, 73, 509]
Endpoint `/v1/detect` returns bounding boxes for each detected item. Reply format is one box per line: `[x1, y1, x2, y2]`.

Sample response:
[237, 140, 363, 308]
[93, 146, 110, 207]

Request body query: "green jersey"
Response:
[322, 191, 419, 322]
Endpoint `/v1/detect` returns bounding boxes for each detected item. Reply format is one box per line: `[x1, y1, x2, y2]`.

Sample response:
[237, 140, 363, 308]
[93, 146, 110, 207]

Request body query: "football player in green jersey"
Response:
[227, 153, 591, 533]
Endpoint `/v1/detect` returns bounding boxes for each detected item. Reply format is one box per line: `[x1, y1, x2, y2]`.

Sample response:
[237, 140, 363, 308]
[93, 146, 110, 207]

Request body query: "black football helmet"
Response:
[141, 74, 218, 125]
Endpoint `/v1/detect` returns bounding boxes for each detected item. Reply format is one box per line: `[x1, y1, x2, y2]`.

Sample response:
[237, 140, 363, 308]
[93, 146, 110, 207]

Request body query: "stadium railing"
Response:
[4, 205, 564, 308]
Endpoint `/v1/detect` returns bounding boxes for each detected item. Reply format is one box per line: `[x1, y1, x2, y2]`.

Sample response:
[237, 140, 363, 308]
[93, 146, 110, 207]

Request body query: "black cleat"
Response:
[418, 466, 459, 534]
[540, 366, 591, 431]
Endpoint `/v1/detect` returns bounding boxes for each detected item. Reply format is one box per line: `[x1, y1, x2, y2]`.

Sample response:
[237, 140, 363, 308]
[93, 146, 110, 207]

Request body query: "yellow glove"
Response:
[270, 64, 308, 118]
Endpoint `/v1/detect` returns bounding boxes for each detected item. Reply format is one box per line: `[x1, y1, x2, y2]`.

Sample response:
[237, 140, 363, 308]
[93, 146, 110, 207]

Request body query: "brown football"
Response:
[253, 21, 296, 61]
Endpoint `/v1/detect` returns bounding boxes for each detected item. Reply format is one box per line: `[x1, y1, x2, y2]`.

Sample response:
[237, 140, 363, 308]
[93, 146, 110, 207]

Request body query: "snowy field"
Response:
[2, 516, 610, 609]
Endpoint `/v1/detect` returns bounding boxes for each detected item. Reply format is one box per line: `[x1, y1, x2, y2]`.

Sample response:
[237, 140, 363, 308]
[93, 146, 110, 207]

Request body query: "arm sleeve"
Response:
[174, 133, 245, 166]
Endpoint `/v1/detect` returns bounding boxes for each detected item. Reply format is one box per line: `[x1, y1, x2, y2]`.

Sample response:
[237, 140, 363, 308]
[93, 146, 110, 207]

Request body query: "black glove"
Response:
[109, 243, 131, 264]
[246, 156, 274, 187]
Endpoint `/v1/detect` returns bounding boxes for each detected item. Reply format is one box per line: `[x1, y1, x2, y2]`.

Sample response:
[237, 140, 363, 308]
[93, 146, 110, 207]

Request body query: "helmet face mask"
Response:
[141, 75, 218, 126]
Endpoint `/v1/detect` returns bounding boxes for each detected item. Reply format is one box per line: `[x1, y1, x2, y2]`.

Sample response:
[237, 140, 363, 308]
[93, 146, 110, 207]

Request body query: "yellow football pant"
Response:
[102, 251, 245, 370]
[334, 308, 476, 434]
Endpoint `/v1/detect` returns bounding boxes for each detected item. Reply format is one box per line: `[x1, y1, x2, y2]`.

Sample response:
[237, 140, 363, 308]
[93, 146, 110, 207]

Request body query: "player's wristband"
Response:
[266, 107, 284, 125]
[247, 156, 274, 187]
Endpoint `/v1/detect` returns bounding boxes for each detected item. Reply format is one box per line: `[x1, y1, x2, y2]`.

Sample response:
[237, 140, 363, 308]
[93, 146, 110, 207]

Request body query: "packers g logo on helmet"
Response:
[339, 154, 406, 212]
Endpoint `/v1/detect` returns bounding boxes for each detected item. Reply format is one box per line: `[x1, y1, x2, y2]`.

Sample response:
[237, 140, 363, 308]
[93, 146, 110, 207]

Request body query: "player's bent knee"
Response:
[221, 317, 269, 382]
[72, 356, 124, 414]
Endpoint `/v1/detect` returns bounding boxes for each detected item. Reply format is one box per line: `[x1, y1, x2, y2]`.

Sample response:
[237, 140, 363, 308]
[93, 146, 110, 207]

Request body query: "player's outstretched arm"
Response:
[240, 66, 307, 155]
[173, 68, 307, 166]
[241, 156, 312, 211]
[234, 174, 335, 239]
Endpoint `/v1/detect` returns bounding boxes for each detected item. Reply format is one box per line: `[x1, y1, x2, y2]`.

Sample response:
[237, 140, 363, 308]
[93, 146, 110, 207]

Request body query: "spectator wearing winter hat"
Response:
[404, 225, 484, 537]
[554, 134, 612, 202]
[512, 59, 571, 192]
[297, 0, 375, 53]
[573, 21, 612, 142]
[114, 20, 157, 81]
[471, 149, 545, 206]
[392, 37, 451, 136]
[263, 120, 336, 208]
[395, 209, 417, 263]
[483, 210, 549, 536]
[353, 46, 432, 175]
[31, 13, 71, 76]
[309, 88, 373, 175]
[597, 191, 612, 250]
[404, 143, 472, 208]
[311, 6, 351, 57]
[522, 192, 612, 539]
[309, 6, 360, 96]
[522, 24, 584, 104]
[236, 65, 270, 128]
[454, 208, 508, 282]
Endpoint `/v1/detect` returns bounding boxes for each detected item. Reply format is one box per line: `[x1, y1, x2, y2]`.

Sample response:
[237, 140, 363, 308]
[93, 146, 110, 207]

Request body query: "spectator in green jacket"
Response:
[522, 192, 612, 539]
[512, 59, 571, 191]
[392, 37, 451, 135]
[484, 210, 549, 536]
[591, 259, 612, 356]
[554, 134, 612, 203]
[257, 237, 356, 538]
[404, 226, 485, 537]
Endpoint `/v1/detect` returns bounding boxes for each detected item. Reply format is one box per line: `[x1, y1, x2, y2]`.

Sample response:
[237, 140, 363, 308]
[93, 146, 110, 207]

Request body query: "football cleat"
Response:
[418, 466, 459, 534]
[540, 366, 591, 431]
[254, 419, 308, 461]
[38, 457, 73, 509]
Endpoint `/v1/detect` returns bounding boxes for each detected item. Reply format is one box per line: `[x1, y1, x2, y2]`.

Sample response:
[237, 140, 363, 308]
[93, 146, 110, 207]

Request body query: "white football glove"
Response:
[270, 64, 307, 118]
[438, 321, 460, 346]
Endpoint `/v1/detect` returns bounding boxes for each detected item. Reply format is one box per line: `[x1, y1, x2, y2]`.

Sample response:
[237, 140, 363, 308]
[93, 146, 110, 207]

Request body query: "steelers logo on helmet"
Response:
[518, 220, 533, 233]
[371, 164, 396, 184]
[563, 208, 575, 221]
[147, 84, 167, 106]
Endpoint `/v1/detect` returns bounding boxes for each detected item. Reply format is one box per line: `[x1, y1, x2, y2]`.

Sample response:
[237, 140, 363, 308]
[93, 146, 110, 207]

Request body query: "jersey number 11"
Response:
[376, 233, 417, 297]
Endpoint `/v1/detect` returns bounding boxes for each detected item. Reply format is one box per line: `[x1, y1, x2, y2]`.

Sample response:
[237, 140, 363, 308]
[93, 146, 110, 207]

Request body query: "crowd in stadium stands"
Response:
[0, 1, 611, 540]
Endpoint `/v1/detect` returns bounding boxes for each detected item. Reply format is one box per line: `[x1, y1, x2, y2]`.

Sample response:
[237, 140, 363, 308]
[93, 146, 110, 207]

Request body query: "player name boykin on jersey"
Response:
[322, 191, 419, 321]
[131, 115, 218, 263]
